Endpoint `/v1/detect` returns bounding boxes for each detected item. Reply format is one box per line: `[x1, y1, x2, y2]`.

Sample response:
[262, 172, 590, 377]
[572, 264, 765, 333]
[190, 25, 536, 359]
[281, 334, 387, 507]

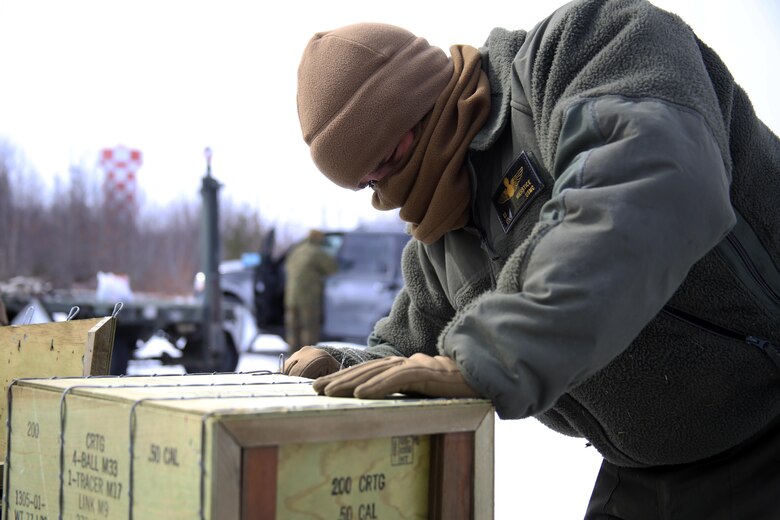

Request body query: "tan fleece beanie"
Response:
[297, 23, 453, 189]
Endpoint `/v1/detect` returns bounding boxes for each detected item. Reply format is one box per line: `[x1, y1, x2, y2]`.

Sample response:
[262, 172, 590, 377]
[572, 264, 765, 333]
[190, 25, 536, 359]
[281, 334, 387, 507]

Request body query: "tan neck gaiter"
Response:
[371, 44, 491, 244]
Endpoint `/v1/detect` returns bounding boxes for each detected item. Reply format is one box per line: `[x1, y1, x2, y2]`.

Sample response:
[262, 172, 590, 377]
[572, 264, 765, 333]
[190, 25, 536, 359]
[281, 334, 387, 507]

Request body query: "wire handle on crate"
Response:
[23, 306, 35, 325]
[66, 306, 80, 321]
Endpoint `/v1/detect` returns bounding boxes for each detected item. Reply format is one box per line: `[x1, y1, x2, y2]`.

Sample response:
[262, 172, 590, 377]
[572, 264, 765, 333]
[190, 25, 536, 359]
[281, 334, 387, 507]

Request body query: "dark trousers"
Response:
[585, 416, 780, 519]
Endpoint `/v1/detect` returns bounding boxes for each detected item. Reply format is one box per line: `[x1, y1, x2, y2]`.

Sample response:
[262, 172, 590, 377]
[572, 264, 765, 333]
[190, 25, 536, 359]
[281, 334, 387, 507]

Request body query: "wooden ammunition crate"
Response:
[0, 316, 114, 463]
[3, 372, 494, 519]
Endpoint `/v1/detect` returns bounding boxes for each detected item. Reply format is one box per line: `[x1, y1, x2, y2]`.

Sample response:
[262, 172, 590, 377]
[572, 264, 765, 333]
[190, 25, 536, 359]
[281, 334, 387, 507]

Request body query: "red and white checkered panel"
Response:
[100, 145, 142, 217]
[100, 146, 142, 171]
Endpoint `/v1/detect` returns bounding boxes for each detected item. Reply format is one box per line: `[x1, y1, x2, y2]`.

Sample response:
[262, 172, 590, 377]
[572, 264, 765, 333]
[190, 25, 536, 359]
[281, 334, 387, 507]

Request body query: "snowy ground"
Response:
[130, 336, 603, 519]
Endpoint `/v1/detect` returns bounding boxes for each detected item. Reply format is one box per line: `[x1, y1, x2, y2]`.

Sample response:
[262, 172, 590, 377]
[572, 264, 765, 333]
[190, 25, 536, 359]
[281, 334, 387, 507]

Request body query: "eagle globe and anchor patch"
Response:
[492, 151, 545, 232]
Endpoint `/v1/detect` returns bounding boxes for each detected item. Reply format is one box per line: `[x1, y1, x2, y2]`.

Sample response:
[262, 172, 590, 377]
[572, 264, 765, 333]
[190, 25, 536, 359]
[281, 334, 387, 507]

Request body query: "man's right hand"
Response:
[283, 346, 341, 378]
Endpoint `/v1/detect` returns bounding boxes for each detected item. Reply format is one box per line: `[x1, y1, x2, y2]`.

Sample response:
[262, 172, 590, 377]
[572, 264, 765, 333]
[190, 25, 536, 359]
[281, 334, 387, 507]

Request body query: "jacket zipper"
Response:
[661, 306, 780, 370]
[725, 233, 780, 306]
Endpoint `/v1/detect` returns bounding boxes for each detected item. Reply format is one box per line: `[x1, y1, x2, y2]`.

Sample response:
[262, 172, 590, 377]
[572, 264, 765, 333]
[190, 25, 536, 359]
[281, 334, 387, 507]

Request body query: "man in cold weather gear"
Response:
[286, 1, 780, 517]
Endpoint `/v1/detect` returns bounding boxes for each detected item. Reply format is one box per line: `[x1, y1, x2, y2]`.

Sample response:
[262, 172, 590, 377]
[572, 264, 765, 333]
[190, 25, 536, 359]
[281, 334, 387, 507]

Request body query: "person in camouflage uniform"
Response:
[283, 230, 338, 352]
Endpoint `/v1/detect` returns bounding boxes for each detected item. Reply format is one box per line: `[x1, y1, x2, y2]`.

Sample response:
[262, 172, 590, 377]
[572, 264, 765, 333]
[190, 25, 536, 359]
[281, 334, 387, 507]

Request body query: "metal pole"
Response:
[200, 147, 224, 368]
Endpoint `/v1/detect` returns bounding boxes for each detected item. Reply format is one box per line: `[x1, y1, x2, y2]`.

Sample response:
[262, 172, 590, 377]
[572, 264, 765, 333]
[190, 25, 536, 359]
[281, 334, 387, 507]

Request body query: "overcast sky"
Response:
[2, 0, 779, 236]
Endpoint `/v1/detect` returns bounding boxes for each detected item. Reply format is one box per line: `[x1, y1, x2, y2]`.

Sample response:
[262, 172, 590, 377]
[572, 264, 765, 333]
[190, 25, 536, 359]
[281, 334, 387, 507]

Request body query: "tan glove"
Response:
[312, 353, 480, 399]
[283, 346, 341, 378]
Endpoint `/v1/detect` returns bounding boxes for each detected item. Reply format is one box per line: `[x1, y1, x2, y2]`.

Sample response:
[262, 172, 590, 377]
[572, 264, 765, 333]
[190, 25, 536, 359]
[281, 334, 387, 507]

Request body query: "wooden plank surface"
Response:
[130, 401, 203, 519]
[474, 411, 495, 519]
[83, 316, 116, 376]
[242, 447, 277, 520]
[429, 432, 475, 520]
[0, 316, 114, 480]
[4, 384, 63, 520]
[213, 422, 242, 520]
[273, 435, 430, 520]
[15, 372, 304, 391]
[222, 401, 491, 447]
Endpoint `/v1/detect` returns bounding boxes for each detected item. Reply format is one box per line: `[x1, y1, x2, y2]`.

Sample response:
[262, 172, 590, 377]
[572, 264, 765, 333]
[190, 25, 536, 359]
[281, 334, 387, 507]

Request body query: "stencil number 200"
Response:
[331, 476, 352, 495]
[27, 421, 40, 439]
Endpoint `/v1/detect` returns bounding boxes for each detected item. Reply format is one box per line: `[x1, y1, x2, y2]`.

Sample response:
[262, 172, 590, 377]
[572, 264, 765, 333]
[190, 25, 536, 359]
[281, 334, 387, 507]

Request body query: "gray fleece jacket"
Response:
[320, 0, 780, 468]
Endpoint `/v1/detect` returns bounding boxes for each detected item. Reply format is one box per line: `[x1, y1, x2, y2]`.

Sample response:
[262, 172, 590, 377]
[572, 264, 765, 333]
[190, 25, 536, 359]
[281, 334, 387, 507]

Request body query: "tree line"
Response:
[0, 139, 275, 296]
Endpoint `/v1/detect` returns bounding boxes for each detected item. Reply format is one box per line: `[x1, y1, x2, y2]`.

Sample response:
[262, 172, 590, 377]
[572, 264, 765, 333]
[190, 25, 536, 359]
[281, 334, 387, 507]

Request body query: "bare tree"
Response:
[0, 140, 275, 296]
[221, 199, 269, 260]
[0, 139, 47, 280]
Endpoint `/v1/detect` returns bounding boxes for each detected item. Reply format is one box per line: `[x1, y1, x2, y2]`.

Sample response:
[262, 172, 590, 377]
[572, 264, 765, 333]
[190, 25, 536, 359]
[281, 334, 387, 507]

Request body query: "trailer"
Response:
[2, 288, 243, 375]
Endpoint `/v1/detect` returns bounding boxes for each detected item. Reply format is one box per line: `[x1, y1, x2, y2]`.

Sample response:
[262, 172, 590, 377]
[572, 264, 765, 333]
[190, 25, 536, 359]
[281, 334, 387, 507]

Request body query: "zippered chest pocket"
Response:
[662, 305, 780, 372]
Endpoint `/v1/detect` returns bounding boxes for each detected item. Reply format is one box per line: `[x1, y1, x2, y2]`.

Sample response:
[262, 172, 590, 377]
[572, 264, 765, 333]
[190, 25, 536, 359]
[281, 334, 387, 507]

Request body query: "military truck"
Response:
[321, 230, 410, 343]
[213, 227, 410, 346]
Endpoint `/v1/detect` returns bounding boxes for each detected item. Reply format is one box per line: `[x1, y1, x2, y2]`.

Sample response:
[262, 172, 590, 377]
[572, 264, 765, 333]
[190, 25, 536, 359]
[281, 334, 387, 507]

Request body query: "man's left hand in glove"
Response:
[312, 353, 481, 399]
